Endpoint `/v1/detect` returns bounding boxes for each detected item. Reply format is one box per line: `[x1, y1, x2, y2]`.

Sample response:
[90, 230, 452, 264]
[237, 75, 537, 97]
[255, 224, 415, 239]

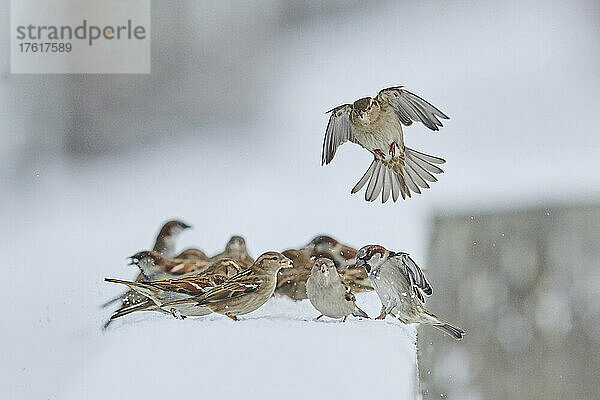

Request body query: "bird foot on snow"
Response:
[375, 312, 387, 320]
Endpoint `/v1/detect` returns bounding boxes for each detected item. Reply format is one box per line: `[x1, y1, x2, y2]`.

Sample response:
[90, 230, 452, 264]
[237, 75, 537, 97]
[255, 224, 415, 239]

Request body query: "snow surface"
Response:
[81, 294, 417, 400]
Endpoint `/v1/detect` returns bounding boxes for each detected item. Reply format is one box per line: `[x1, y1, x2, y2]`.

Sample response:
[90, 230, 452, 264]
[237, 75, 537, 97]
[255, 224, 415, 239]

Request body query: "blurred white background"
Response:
[2, 1, 599, 399]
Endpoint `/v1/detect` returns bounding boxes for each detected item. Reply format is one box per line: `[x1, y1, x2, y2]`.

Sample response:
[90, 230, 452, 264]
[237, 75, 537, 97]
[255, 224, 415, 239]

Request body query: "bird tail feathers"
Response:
[351, 147, 445, 202]
[423, 311, 465, 341]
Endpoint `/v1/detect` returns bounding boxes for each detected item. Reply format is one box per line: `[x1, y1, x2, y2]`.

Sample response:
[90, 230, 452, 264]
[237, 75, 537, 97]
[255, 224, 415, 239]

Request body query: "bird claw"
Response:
[226, 314, 239, 321]
[375, 312, 387, 320]
[170, 308, 185, 320]
[389, 142, 398, 157]
[374, 149, 386, 159]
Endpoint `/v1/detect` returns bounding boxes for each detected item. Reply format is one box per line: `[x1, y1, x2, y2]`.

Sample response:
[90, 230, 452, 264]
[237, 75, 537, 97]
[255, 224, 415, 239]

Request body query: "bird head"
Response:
[311, 257, 338, 279]
[352, 97, 380, 122]
[355, 245, 387, 274]
[225, 235, 247, 254]
[255, 252, 293, 273]
[127, 250, 161, 266]
[159, 220, 192, 238]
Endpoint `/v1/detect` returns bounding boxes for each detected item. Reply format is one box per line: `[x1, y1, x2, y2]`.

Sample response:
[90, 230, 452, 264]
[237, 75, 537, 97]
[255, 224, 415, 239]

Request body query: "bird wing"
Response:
[203, 259, 245, 277]
[175, 248, 209, 261]
[377, 87, 449, 131]
[322, 104, 356, 165]
[145, 273, 229, 295]
[389, 252, 433, 302]
[343, 282, 356, 302]
[163, 258, 210, 274]
[191, 269, 263, 305]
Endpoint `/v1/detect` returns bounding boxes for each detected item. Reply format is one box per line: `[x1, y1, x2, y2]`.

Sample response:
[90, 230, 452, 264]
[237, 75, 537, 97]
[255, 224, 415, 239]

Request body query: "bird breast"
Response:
[352, 108, 404, 155]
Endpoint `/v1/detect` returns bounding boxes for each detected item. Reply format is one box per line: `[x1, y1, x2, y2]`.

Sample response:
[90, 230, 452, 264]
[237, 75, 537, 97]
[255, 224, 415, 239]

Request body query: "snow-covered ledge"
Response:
[74, 293, 417, 400]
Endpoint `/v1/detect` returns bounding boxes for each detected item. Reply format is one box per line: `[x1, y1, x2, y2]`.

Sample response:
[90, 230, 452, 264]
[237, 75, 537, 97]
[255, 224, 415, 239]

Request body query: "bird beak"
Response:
[320, 264, 327, 274]
[127, 256, 139, 265]
[182, 223, 192, 229]
[280, 258, 292, 268]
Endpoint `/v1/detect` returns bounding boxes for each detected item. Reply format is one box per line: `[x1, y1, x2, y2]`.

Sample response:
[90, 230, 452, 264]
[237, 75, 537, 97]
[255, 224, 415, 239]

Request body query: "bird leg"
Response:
[170, 308, 186, 320]
[375, 312, 387, 320]
[389, 142, 398, 157]
[342, 316, 348, 322]
[374, 149, 386, 159]
[226, 314, 239, 321]
[315, 314, 324, 321]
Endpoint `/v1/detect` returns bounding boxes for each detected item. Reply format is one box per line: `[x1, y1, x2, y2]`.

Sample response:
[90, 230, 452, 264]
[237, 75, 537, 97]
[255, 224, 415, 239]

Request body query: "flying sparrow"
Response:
[306, 258, 369, 321]
[209, 235, 254, 267]
[104, 258, 246, 322]
[160, 252, 292, 320]
[322, 86, 448, 202]
[355, 245, 465, 340]
[276, 235, 372, 300]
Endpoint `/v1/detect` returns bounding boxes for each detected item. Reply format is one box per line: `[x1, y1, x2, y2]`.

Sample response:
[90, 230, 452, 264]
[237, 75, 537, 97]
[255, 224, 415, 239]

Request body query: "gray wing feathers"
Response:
[322, 104, 355, 165]
[350, 148, 445, 202]
[378, 87, 449, 131]
[393, 253, 433, 300]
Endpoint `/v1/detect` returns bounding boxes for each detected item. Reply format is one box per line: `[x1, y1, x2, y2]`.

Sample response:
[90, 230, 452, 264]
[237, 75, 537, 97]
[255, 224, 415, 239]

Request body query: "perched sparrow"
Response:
[160, 252, 292, 320]
[153, 220, 192, 258]
[276, 235, 373, 300]
[322, 86, 448, 202]
[306, 258, 369, 321]
[101, 219, 192, 310]
[210, 235, 254, 267]
[104, 259, 245, 323]
[174, 248, 209, 261]
[356, 245, 465, 340]
[129, 251, 211, 281]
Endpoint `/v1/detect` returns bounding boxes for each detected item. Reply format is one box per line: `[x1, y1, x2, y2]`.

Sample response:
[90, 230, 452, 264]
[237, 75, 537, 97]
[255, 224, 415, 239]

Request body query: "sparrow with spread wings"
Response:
[322, 86, 449, 202]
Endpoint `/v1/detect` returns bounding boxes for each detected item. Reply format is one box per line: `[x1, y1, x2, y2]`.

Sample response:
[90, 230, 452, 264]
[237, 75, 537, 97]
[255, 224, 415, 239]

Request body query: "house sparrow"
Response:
[276, 235, 373, 300]
[153, 220, 192, 258]
[356, 245, 465, 340]
[159, 252, 292, 320]
[322, 86, 448, 202]
[306, 258, 369, 321]
[104, 259, 245, 324]
[101, 219, 192, 309]
[129, 250, 211, 281]
[210, 235, 254, 267]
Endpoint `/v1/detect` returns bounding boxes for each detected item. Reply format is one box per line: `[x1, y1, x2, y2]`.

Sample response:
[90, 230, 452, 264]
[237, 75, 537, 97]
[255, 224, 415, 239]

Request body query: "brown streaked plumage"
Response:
[175, 248, 209, 261]
[161, 252, 292, 320]
[322, 86, 449, 203]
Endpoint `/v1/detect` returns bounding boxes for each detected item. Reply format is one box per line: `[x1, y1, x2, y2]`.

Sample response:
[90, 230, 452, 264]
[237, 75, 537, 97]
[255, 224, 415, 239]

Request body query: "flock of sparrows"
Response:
[103, 220, 465, 340]
[103, 85, 463, 339]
